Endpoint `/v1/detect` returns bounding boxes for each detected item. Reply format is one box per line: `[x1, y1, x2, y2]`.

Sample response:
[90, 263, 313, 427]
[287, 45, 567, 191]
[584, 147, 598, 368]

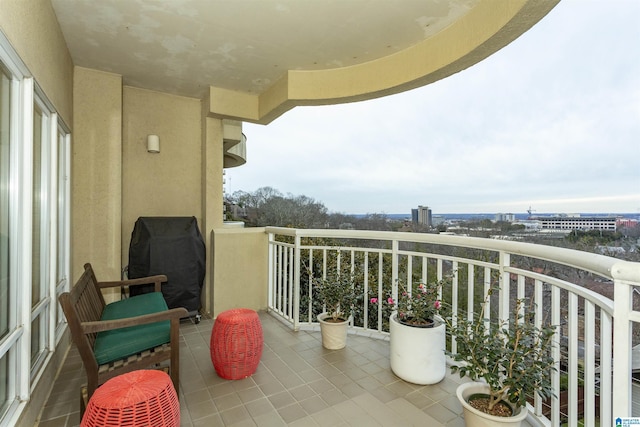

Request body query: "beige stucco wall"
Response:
[121, 87, 229, 314]
[201, 106, 225, 313]
[121, 87, 203, 263]
[72, 67, 123, 287]
[211, 228, 269, 317]
[0, 0, 73, 125]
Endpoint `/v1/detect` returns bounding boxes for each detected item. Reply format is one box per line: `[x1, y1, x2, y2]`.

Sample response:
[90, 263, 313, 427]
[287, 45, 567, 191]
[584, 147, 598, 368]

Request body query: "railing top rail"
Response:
[265, 227, 640, 282]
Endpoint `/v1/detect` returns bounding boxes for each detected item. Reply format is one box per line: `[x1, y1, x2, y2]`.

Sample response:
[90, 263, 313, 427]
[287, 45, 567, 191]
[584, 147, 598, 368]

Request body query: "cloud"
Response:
[227, 0, 640, 215]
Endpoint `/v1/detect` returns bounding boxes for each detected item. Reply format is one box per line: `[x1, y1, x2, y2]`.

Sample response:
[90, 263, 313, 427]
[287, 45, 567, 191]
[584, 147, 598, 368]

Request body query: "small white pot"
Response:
[317, 313, 349, 350]
[456, 382, 528, 427]
[389, 313, 446, 385]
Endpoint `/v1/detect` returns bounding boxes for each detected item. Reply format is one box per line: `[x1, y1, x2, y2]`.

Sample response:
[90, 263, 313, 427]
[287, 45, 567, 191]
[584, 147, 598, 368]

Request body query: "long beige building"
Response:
[539, 216, 618, 232]
[0, 1, 559, 425]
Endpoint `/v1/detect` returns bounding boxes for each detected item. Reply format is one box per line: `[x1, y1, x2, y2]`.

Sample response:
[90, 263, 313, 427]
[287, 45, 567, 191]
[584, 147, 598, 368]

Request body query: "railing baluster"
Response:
[600, 312, 612, 427]
[268, 232, 274, 310]
[350, 249, 355, 327]
[392, 239, 399, 292]
[322, 248, 327, 279]
[534, 279, 543, 417]
[378, 252, 384, 330]
[517, 274, 525, 301]
[483, 267, 491, 332]
[308, 249, 314, 323]
[277, 244, 283, 315]
[499, 251, 510, 324]
[467, 263, 474, 323]
[363, 251, 369, 330]
[517, 274, 525, 321]
[584, 300, 595, 427]
[448, 259, 458, 354]
[286, 246, 292, 319]
[568, 292, 578, 427]
[293, 234, 300, 330]
[613, 276, 633, 418]
[422, 257, 428, 284]
[551, 284, 562, 426]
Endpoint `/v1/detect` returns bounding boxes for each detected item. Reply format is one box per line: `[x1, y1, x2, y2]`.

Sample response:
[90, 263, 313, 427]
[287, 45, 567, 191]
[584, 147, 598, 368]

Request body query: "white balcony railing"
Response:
[265, 226, 640, 427]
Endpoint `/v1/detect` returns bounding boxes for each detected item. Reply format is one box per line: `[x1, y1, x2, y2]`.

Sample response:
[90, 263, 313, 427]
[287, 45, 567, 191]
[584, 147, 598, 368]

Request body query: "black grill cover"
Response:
[128, 216, 205, 313]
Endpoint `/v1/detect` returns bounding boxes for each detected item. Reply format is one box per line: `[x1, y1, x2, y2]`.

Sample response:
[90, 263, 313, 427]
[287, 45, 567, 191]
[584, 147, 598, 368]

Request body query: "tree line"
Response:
[226, 186, 402, 231]
[226, 186, 639, 262]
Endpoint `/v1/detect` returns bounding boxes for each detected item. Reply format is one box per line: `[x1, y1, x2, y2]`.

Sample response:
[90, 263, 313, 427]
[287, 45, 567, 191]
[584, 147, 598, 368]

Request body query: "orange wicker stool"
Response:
[210, 308, 263, 379]
[80, 370, 180, 427]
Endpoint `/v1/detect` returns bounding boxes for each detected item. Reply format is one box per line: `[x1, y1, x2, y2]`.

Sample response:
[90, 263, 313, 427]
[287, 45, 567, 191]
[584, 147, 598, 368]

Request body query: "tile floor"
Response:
[36, 311, 535, 426]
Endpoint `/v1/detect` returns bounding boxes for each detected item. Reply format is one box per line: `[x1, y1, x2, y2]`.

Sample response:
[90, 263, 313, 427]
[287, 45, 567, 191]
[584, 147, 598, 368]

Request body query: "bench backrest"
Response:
[59, 263, 107, 351]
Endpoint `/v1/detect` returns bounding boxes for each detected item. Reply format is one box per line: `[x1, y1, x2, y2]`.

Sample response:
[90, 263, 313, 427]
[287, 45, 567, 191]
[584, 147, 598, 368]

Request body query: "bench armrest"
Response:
[97, 274, 168, 292]
[81, 307, 188, 334]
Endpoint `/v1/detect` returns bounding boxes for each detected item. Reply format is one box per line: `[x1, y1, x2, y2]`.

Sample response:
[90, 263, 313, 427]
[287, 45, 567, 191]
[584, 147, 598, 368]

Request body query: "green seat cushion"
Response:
[94, 292, 170, 365]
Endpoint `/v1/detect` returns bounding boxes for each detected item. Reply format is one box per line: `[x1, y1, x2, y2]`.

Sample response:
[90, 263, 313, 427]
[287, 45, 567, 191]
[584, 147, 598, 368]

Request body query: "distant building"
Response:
[412, 205, 432, 227]
[495, 213, 515, 222]
[539, 216, 617, 232]
[432, 215, 445, 226]
[617, 218, 639, 228]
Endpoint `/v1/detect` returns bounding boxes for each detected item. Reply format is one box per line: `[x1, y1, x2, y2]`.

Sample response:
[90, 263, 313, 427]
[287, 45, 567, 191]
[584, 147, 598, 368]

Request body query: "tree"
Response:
[228, 187, 328, 228]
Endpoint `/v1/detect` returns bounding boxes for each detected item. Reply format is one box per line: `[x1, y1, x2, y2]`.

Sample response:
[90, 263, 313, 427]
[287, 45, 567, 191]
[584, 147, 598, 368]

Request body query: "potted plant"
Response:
[314, 269, 357, 350]
[386, 279, 446, 384]
[445, 289, 557, 426]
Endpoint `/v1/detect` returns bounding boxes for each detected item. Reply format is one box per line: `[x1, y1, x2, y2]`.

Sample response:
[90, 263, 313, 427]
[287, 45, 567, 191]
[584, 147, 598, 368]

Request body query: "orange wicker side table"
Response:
[210, 308, 264, 379]
[80, 369, 180, 427]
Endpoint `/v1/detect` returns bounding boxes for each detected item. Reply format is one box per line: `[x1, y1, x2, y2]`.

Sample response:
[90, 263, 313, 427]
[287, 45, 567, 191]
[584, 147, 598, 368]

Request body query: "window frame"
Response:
[0, 29, 71, 425]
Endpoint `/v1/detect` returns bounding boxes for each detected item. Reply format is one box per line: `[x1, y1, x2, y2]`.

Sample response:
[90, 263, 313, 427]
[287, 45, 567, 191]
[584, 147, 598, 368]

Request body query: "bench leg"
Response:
[80, 385, 88, 419]
[170, 317, 180, 397]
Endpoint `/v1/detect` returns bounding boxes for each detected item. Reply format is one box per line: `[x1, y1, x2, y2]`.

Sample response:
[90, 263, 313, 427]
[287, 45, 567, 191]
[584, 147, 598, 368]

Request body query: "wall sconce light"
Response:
[147, 134, 160, 153]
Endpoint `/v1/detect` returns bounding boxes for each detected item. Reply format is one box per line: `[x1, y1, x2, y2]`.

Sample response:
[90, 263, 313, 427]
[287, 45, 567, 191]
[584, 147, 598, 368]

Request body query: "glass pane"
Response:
[56, 130, 66, 327]
[30, 317, 40, 365]
[31, 106, 42, 307]
[56, 131, 65, 283]
[0, 64, 10, 339]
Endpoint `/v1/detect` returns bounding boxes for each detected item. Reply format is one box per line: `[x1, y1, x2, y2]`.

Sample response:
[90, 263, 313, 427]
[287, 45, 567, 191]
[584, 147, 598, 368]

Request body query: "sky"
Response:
[226, 0, 640, 216]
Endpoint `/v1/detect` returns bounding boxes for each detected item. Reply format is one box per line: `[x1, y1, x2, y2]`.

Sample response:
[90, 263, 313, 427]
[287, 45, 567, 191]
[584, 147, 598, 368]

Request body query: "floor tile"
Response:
[39, 312, 490, 426]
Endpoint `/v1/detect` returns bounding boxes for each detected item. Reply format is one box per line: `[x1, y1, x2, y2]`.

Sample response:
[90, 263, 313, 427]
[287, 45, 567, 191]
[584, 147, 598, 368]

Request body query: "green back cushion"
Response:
[94, 292, 170, 365]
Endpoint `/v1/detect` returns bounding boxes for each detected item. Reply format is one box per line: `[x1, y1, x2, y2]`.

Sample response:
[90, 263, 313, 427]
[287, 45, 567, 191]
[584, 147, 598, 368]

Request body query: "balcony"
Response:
[39, 227, 639, 426]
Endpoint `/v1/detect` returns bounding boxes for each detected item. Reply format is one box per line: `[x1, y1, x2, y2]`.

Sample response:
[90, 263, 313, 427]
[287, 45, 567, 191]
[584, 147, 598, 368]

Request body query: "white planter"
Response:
[456, 382, 528, 427]
[317, 313, 349, 350]
[389, 313, 446, 385]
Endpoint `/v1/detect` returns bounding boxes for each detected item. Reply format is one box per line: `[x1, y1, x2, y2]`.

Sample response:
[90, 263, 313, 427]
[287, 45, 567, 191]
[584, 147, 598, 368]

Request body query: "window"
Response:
[31, 99, 49, 373]
[0, 61, 10, 344]
[55, 128, 69, 336]
[0, 32, 70, 424]
[0, 60, 11, 421]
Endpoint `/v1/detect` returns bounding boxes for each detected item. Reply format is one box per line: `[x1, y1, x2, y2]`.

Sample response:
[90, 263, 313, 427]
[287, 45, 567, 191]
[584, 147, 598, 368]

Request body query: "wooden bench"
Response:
[59, 263, 188, 411]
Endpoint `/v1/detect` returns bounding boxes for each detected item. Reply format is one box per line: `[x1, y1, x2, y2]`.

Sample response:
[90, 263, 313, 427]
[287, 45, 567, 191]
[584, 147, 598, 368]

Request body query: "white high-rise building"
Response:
[416, 206, 432, 227]
[495, 213, 515, 222]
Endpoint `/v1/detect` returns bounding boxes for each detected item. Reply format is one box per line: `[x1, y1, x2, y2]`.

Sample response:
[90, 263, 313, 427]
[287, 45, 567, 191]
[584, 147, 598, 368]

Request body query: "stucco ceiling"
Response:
[51, 0, 479, 99]
[50, 0, 559, 124]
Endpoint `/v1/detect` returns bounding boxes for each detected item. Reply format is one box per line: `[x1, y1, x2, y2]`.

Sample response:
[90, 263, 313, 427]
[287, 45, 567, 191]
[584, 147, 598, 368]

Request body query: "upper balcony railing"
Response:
[265, 226, 640, 427]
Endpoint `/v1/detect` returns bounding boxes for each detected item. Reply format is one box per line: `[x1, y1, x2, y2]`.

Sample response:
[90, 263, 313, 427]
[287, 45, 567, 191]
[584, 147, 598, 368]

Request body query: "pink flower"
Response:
[434, 300, 442, 310]
[387, 297, 394, 304]
[370, 297, 378, 304]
